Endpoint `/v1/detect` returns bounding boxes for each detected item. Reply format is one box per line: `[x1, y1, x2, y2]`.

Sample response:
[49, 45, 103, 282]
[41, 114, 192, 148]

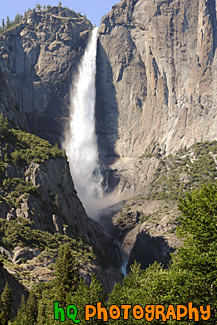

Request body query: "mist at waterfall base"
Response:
[63, 28, 116, 217]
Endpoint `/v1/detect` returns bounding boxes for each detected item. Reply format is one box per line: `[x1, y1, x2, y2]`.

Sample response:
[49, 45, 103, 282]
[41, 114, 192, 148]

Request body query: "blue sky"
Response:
[0, 0, 118, 27]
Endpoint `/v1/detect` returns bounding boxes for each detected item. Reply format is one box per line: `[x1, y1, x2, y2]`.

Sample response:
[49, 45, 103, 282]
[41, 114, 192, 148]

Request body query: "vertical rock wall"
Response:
[0, 7, 93, 145]
[96, 0, 217, 195]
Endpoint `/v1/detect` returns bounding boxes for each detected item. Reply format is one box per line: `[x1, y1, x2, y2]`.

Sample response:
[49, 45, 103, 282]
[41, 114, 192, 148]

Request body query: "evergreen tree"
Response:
[36, 287, 56, 325]
[65, 275, 104, 324]
[54, 243, 79, 306]
[12, 295, 27, 325]
[0, 113, 9, 137]
[13, 292, 37, 324]
[171, 185, 217, 317]
[107, 185, 217, 324]
[14, 14, 21, 25]
[6, 17, 10, 29]
[0, 282, 12, 324]
[26, 291, 38, 324]
[36, 4, 42, 11]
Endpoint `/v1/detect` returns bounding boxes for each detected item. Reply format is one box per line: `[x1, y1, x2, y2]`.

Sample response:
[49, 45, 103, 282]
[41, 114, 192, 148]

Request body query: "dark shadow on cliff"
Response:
[0, 265, 28, 317]
[95, 39, 120, 193]
[206, 0, 217, 57]
[0, 24, 90, 148]
[127, 231, 174, 273]
[27, 48, 86, 148]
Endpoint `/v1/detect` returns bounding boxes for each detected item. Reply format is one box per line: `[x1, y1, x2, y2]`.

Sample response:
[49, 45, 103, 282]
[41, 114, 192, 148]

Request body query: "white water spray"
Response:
[63, 28, 106, 217]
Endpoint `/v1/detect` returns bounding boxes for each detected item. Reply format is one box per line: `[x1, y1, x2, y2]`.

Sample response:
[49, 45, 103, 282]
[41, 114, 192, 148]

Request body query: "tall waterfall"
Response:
[63, 27, 105, 217]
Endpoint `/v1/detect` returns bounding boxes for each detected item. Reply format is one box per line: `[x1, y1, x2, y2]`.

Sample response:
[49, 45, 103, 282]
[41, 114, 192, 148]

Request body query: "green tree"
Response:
[14, 14, 21, 25]
[107, 262, 168, 324]
[13, 291, 38, 325]
[35, 4, 42, 10]
[0, 113, 9, 138]
[0, 282, 12, 324]
[171, 185, 217, 316]
[54, 243, 79, 306]
[13, 295, 27, 325]
[107, 185, 217, 324]
[66, 275, 104, 324]
[26, 291, 38, 324]
[6, 16, 10, 29]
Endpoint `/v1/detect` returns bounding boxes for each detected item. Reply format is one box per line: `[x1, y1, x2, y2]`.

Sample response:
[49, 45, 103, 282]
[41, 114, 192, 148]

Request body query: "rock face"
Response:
[99, 198, 181, 273]
[0, 8, 124, 293]
[2, 155, 121, 273]
[96, 0, 217, 196]
[0, 126, 122, 292]
[1, 1, 217, 198]
[0, 6, 92, 145]
[0, 265, 27, 317]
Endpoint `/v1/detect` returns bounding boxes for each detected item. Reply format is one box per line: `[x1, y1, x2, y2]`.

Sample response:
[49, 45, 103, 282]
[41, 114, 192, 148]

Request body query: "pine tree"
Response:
[25, 291, 38, 324]
[6, 16, 10, 29]
[66, 275, 104, 324]
[13, 292, 38, 325]
[14, 14, 21, 25]
[0, 113, 9, 137]
[12, 295, 27, 325]
[54, 243, 79, 306]
[36, 4, 42, 11]
[0, 282, 12, 323]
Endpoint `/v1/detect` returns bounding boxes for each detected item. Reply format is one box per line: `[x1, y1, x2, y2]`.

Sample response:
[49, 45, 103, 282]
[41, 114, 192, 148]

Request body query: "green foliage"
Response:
[65, 276, 104, 324]
[0, 114, 66, 212]
[0, 282, 12, 324]
[0, 113, 9, 139]
[175, 185, 217, 296]
[10, 128, 65, 165]
[107, 184, 217, 324]
[148, 141, 217, 200]
[0, 13, 23, 34]
[35, 4, 42, 11]
[11, 184, 217, 323]
[0, 218, 95, 263]
[0, 113, 65, 166]
[13, 247, 103, 325]
[0, 162, 5, 178]
[12, 295, 27, 325]
[2, 178, 40, 207]
[13, 292, 38, 325]
[54, 243, 79, 306]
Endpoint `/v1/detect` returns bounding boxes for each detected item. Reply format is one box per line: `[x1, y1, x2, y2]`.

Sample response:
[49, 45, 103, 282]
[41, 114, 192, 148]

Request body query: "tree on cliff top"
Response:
[35, 4, 42, 11]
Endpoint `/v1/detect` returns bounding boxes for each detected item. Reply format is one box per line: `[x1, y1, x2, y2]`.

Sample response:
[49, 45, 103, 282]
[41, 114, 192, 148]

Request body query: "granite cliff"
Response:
[1, 0, 217, 306]
[0, 6, 92, 145]
[1, 1, 217, 198]
[0, 121, 122, 304]
[96, 0, 217, 197]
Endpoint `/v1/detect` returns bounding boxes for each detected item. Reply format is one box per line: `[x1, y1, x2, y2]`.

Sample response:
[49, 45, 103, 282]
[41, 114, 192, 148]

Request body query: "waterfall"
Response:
[63, 27, 105, 217]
